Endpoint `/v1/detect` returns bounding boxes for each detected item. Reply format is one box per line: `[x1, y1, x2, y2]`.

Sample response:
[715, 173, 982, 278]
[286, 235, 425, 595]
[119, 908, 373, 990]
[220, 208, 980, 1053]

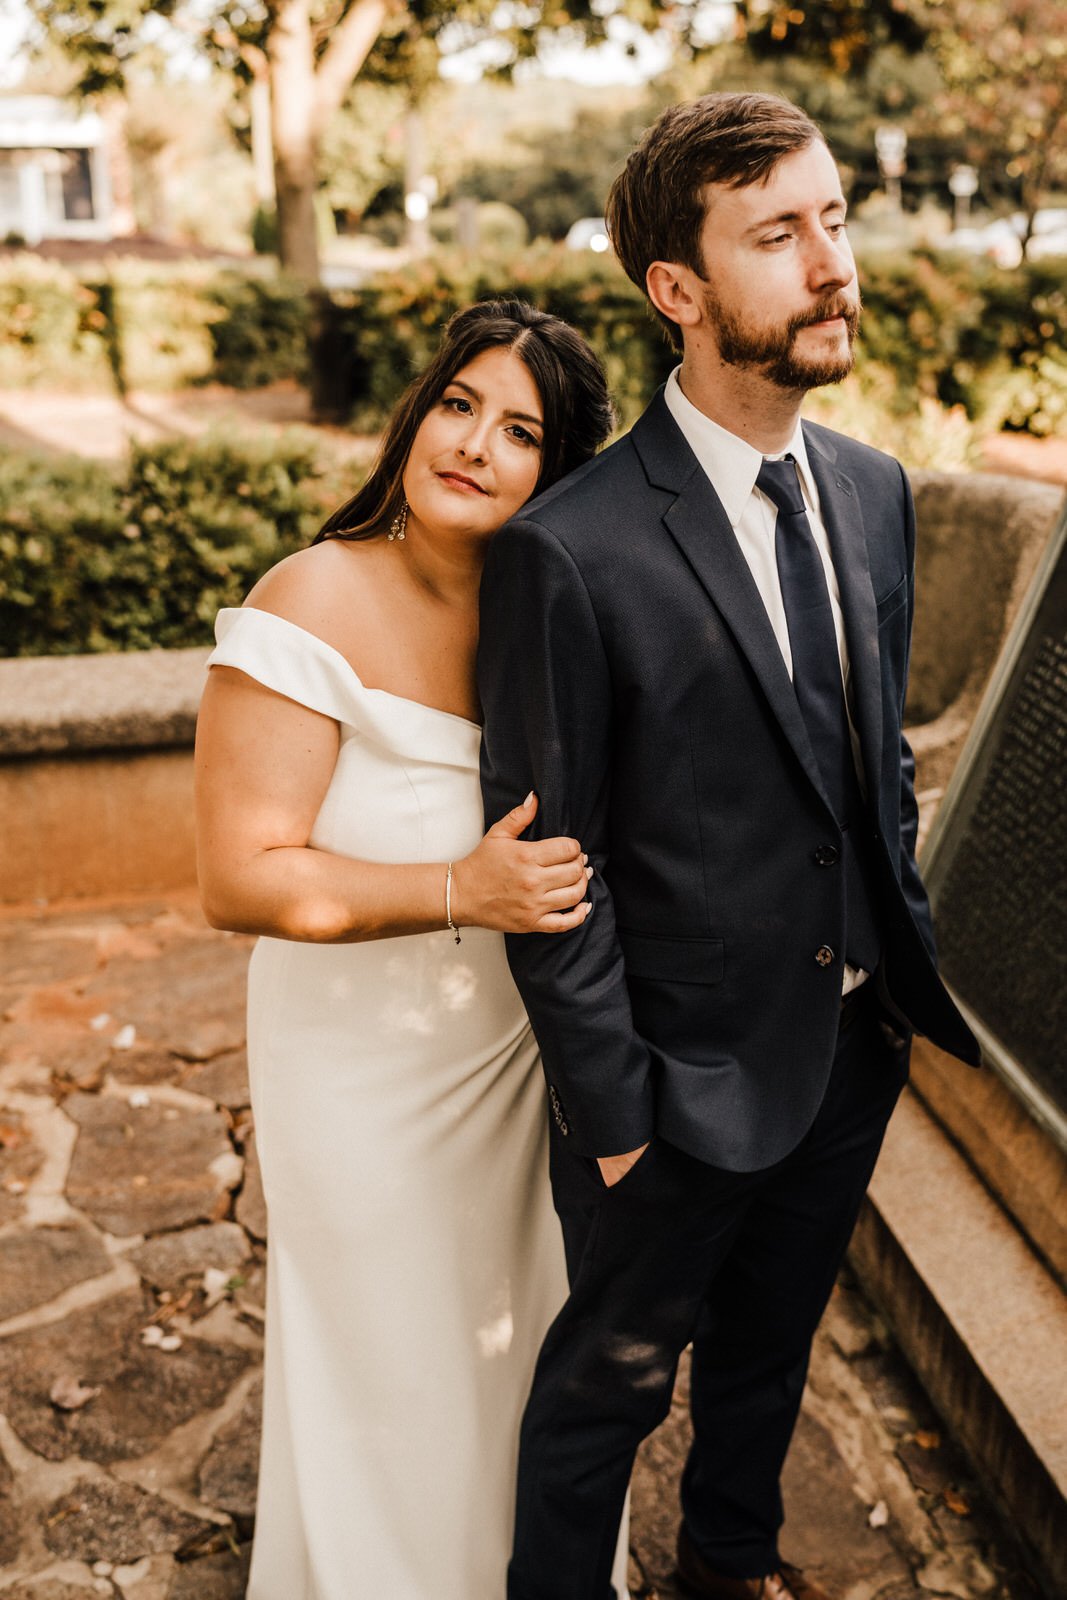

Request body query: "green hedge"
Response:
[307, 248, 675, 428]
[855, 253, 1067, 437]
[0, 435, 355, 657]
[0, 247, 1064, 434]
[0, 257, 115, 390]
[295, 247, 1066, 436]
[204, 274, 311, 389]
[0, 257, 305, 393]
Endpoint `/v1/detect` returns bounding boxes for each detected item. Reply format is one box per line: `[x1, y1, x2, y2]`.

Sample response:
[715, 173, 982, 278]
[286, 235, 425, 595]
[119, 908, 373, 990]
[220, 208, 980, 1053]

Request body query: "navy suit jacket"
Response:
[478, 391, 980, 1171]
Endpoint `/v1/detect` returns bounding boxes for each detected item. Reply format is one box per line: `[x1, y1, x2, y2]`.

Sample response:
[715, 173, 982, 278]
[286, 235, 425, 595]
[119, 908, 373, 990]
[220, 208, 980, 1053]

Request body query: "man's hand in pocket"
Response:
[597, 1142, 650, 1188]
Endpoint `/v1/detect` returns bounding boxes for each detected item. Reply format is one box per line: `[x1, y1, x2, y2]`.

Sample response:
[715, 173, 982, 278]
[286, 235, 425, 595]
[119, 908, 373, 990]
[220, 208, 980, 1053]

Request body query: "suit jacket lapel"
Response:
[633, 397, 832, 810]
[804, 429, 885, 799]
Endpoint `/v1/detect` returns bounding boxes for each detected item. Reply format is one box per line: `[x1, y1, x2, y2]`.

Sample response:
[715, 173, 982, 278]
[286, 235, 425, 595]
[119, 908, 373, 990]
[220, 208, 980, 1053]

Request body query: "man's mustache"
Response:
[793, 296, 861, 336]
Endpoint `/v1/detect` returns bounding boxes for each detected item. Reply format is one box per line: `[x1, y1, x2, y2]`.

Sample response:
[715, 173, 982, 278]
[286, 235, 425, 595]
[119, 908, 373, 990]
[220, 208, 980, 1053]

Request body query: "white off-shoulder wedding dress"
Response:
[207, 606, 629, 1600]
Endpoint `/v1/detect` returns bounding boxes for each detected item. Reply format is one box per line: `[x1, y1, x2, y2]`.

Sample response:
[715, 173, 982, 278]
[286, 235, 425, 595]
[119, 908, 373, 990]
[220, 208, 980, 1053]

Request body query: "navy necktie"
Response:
[756, 456, 854, 818]
[756, 454, 880, 972]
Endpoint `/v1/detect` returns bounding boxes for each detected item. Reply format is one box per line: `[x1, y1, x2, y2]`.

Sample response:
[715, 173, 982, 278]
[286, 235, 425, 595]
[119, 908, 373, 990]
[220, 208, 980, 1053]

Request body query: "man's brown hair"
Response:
[606, 92, 825, 349]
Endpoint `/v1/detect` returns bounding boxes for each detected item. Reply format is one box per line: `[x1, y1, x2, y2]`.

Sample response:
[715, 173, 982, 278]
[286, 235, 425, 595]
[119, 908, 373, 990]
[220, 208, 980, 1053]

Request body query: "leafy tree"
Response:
[317, 81, 407, 229]
[919, 0, 1067, 236]
[673, 36, 949, 205]
[451, 94, 662, 240]
[736, 0, 929, 73]
[26, 0, 440, 278]
[24, 0, 710, 280]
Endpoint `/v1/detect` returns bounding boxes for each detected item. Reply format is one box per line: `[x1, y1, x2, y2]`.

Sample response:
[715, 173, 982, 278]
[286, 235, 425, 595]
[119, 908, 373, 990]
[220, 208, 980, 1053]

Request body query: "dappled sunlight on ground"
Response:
[0, 383, 379, 467]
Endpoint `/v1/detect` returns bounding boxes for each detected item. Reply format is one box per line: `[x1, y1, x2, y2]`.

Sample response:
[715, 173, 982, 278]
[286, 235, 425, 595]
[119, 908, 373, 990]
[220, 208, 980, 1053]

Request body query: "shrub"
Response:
[952, 261, 1067, 436]
[106, 263, 223, 392]
[0, 256, 114, 390]
[310, 245, 674, 427]
[857, 250, 1067, 436]
[0, 434, 356, 657]
[1, 247, 1064, 439]
[0, 452, 124, 652]
[310, 247, 1067, 438]
[207, 275, 310, 388]
[0, 257, 307, 394]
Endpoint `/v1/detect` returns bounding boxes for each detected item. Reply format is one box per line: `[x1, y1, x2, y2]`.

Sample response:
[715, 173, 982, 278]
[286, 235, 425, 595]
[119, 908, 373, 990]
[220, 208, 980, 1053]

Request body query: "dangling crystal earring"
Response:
[388, 501, 408, 542]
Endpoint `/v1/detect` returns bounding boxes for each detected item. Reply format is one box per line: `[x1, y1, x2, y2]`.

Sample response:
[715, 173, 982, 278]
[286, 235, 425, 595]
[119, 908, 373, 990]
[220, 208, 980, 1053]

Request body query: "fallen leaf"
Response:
[943, 1488, 971, 1516]
[914, 1429, 941, 1450]
[45, 1503, 82, 1526]
[868, 1500, 890, 1528]
[49, 1374, 101, 1411]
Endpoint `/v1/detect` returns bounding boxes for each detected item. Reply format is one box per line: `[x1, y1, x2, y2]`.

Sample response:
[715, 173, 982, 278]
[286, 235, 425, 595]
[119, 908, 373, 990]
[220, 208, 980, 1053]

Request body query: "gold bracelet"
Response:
[445, 861, 461, 944]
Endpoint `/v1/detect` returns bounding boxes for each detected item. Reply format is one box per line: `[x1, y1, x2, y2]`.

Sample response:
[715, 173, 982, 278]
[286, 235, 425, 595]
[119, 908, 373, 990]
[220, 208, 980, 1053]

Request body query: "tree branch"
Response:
[168, 12, 269, 79]
[312, 0, 401, 135]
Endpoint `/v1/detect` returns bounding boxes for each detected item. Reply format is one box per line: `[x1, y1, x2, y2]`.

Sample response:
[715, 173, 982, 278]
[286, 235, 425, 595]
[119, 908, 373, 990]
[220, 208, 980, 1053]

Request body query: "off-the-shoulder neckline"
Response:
[221, 606, 483, 732]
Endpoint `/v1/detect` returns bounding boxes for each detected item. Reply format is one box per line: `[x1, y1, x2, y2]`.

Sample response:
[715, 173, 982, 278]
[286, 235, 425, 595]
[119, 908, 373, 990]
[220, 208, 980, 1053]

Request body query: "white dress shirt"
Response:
[663, 367, 868, 992]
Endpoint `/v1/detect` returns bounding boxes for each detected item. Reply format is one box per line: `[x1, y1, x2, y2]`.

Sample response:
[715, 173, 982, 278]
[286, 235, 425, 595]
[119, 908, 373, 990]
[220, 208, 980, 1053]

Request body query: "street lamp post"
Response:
[875, 124, 908, 212]
[403, 107, 438, 255]
[948, 164, 979, 230]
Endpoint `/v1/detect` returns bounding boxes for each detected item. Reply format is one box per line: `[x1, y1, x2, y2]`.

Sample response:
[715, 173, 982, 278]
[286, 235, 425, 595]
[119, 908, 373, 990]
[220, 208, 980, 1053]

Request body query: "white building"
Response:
[0, 95, 113, 244]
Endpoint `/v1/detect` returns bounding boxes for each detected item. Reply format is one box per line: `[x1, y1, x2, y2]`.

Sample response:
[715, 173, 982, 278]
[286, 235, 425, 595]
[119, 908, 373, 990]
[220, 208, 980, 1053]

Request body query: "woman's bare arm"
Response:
[194, 666, 591, 943]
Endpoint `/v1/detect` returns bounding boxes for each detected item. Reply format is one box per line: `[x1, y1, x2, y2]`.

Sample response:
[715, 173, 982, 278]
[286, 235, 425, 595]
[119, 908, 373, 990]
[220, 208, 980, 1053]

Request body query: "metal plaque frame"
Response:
[920, 496, 1067, 1151]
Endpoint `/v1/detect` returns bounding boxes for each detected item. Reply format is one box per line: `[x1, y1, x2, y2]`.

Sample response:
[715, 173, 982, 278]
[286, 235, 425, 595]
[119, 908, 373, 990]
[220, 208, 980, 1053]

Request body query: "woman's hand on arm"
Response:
[194, 667, 591, 944]
[451, 792, 592, 935]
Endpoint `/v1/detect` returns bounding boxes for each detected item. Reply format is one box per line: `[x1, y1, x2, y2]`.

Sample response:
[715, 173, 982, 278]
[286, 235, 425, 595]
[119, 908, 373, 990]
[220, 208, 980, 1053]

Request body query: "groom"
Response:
[478, 92, 979, 1600]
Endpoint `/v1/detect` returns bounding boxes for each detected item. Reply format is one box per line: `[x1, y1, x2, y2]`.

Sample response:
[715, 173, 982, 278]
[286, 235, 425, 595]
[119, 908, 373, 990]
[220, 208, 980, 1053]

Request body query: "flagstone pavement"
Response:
[0, 892, 1045, 1599]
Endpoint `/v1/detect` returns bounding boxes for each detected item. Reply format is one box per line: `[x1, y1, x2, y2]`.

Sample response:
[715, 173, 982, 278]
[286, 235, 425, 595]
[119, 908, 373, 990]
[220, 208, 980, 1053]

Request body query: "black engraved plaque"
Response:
[925, 505, 1067, 1124]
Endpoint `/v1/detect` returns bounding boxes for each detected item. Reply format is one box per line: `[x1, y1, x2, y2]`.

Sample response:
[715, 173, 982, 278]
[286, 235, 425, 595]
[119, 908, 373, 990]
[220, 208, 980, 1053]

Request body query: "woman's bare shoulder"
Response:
[243, 539, 387, 655]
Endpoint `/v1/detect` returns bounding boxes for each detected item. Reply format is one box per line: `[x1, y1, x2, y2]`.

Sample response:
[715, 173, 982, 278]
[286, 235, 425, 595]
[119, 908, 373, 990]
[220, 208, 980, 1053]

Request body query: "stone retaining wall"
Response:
[0, 650, 207, 905]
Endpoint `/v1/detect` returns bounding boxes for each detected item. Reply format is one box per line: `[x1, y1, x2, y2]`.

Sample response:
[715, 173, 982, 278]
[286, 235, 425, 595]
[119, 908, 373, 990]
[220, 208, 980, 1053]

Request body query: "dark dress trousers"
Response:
[477, 392, 980, 1598]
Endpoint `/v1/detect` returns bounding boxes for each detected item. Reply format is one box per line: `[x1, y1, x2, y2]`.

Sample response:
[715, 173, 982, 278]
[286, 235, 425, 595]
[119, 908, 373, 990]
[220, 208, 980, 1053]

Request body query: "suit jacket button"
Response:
[814, 845, 839, 867]
[815, 945, 836, 967]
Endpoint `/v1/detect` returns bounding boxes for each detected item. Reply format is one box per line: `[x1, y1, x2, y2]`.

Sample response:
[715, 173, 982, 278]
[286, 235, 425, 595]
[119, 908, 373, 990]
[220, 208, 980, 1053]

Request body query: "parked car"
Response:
[943, 218, 1024, 267]
[1024, 207, 1067, 260]
[943, 208, 1067, 268]
[564, 217, 611, 253]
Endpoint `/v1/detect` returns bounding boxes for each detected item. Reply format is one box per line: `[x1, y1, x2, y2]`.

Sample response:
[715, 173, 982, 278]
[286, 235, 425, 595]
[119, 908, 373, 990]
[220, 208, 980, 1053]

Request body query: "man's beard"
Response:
[703, 287, 861, 390]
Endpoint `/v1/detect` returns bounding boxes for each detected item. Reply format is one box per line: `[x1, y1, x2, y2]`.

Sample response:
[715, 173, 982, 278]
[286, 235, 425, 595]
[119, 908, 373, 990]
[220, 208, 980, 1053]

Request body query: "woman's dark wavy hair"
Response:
[314, 298, 615, 543]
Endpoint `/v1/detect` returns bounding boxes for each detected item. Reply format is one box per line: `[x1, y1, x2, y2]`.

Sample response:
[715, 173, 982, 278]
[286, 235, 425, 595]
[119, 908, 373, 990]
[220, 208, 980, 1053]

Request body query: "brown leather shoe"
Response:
[676, 1524, 834, 1600]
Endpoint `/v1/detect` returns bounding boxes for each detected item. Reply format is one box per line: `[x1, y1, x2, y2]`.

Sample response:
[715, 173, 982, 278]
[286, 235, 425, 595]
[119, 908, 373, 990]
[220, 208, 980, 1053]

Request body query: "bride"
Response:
[194, 300, 628, 1598]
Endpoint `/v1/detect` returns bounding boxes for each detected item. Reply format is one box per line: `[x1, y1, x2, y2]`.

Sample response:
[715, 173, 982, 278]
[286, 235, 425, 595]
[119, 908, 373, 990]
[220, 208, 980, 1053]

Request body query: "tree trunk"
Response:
[268, 0, 320, 281]
[250, 71, 275, 207]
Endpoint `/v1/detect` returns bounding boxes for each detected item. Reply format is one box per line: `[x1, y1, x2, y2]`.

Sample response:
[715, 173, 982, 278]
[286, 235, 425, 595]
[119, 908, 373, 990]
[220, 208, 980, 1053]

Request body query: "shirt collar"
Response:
[663, 366, 819, 527]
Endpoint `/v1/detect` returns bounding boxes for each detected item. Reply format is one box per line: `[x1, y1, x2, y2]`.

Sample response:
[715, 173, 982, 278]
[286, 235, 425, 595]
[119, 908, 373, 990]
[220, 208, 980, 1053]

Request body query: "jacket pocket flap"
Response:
[618, 930, 724, 985]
